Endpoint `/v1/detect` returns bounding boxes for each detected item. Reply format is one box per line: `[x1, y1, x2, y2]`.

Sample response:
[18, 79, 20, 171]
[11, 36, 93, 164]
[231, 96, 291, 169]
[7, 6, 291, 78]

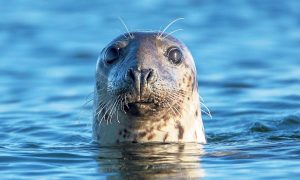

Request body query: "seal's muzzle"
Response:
[125, 67, 158, 116]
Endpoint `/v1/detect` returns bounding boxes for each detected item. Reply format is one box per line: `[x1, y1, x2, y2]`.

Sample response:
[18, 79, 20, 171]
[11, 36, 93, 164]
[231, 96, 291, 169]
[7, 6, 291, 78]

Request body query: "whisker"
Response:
[162, 29, 183, 39]
[108, 96, 120, 124]
[99, 100, 114, 126]
[116, 96, 121, 123]
[121, 97, 126, 114]
[166, 91, 186, 101]
[124, 94, 129, 109]
[165, 101, 183, 126]
[78, 91, 95, 119]
[95, 102, 104, 119]
[96, 98, 114, 126]
[197, 95, 212, 119]
[106, 98, 118, 125]
[166, 101, 177, 117]
[164, 91, 206, 122]
[84, 91, 94, 102]
[118, 17, 134, 39]
[174, 100, 191, 115]
[199, 95, 204, 102]
[158, 17, 184, 39]
[95, 100, 109, 116]
[200, 102, 212, 119]
[84, 98, 93, 106]
[156, 25, 163, 37]
[166, 89, 211, 118]
[106, 100, 116, 124]
[171, 91, 187, 99]
[172, 104, 183, 117]
[164, 93, 183, 117]
[201, 109, 212, 119]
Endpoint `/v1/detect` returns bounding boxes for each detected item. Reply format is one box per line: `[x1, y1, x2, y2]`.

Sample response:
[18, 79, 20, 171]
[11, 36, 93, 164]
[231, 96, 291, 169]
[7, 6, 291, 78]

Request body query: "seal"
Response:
[93, 31, 206, 144]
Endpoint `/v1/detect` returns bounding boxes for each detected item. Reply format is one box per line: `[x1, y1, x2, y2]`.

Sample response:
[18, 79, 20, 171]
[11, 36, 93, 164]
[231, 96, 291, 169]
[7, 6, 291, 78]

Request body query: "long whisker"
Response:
[173, 99, 191, 115]
[158, 18, 184, 39]
[197, 95, 212, 119]
[166, 101, 177, 118]
[199, 95, 204, 102]
[165, 90, 205, 122]
[201, 109, 212, 119]
[166, 90, 186, 101]
[84, 97, 94, 107]
[105, 97, 118, 125]
[172, 103, 183, 117]
[162, 29, 183, 39]
[164, 93, 184, 118]
[78, 91, 96, 122]
[96, 98, 114, 126]
[121, 97, 126, 114]
[84, 91, 94, 102]
[116, 96, 121, 123]
[200, 102, 212, 119]
[156, 25, 163, 38]
[118, 17, 134, 39]
[99, 99, 114, 126]
[107, 96, 120, 124]
[106, 99, 116, 125]
[95, 102, 104, 120]
[124, 94, 129, 109]
[167, 88, 212, 119]
[165, 101, 183, 127]
[95, 99, 110, 117]
[171, 91, 187, 99]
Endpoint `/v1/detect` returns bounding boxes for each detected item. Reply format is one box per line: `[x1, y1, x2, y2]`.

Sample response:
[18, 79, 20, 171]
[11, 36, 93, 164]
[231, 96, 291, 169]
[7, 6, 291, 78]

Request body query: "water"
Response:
[1, 0, 300, 179]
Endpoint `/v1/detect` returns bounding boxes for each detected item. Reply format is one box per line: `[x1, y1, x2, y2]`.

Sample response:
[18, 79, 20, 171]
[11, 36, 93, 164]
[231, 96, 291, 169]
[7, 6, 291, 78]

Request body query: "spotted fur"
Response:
[93, 32, 206, 144]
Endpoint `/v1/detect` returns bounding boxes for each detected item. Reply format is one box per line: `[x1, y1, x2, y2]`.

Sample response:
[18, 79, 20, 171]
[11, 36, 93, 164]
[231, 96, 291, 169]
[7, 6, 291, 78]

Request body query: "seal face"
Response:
[93, 32, 206, 144]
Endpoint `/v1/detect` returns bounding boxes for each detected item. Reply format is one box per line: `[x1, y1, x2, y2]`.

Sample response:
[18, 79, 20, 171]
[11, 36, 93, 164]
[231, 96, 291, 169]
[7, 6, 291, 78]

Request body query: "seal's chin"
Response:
[124, 100, 159, 117]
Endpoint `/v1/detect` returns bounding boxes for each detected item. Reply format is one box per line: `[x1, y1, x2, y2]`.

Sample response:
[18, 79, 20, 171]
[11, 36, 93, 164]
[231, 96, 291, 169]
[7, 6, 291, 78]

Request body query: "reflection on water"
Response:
[1, 0, 300, 179]
[96, 143, 204, 179]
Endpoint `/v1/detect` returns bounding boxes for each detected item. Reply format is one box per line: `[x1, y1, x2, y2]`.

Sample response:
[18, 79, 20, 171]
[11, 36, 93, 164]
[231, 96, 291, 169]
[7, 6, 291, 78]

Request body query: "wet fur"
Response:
[93, 32, 206, 144]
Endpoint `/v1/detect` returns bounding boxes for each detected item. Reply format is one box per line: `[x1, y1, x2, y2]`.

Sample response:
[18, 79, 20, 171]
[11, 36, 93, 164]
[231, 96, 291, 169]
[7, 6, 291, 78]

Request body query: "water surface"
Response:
[1, 0, 300, 179]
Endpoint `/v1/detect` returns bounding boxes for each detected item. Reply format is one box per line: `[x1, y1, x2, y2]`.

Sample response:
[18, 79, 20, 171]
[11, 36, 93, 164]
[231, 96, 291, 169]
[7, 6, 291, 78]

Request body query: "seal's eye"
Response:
[105, 46, 120, 65]
[166, 47, 183, 64]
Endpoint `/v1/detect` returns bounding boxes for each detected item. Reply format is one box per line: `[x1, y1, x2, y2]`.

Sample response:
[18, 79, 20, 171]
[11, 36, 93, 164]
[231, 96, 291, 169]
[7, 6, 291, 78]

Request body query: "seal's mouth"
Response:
[129, 99, 154, 104]
[124, 99, 159, 116]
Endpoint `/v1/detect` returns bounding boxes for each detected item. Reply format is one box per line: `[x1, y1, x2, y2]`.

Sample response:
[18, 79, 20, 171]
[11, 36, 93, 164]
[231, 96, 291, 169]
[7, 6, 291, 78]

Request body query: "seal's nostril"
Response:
[145, 69, 155, 83]
[126, 68, 156, 86]
[127, 68, 135, 82]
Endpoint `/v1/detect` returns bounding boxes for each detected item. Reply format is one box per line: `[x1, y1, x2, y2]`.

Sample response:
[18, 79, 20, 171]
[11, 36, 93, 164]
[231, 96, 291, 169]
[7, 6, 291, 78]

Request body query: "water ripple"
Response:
[1, 0, 300, 179]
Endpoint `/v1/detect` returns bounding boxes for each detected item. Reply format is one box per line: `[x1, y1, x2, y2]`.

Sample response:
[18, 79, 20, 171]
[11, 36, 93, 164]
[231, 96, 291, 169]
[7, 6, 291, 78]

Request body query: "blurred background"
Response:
[0, 0, 300, 179]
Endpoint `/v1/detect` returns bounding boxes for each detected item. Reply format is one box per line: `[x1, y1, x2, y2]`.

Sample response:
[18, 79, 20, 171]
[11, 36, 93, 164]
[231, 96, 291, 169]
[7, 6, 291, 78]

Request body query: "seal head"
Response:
[93, 32, 206, 144]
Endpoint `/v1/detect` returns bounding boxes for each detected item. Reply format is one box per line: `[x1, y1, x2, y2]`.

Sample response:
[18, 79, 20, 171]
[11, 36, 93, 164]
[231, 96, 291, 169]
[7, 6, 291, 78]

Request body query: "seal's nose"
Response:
[126, 68, 157, 94]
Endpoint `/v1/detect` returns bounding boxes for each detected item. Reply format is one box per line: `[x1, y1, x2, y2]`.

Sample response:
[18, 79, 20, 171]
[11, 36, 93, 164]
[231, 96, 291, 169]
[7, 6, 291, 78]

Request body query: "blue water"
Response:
[1, 0, 300, 179]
